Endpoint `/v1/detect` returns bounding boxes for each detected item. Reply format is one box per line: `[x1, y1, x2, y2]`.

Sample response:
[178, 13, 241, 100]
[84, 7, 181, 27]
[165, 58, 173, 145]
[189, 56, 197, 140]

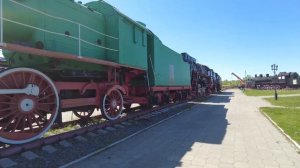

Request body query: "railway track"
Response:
[0, 99, 196, 160]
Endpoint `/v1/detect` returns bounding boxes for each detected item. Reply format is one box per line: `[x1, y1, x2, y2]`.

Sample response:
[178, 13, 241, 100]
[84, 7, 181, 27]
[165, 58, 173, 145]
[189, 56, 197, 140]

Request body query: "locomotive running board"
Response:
[0, 43, 145, 70]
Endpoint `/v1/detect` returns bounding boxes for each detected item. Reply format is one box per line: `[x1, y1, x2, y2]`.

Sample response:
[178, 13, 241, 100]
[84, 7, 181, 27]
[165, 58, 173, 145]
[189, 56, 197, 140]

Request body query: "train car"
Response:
[146, 36, 191, 104]
[215, 73, 222, 92]
[251, 74, 277, 89]
[0, 0, 188, 144]
[181, 53, 215, 96]
[0, 0, 220, 144]
[277, 72, 299, 88]
[210, 69, 217, 92]
[247, 72, 300, 89]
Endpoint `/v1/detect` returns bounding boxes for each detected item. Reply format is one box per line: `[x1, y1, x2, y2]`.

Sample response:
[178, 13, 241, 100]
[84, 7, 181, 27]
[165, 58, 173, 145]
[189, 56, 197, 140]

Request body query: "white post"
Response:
[0, 0, 3, 45]
[78, 24, 81, 58]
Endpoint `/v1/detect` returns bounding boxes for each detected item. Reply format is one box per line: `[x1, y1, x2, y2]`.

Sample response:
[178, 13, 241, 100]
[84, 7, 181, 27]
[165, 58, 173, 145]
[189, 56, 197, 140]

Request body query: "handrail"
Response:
[8, 0, 118, 40]
[2, 18, 119, 53]
[0, 0, 3, 45]
[147, 54, 156, 81]
[78, 24, 82, 57]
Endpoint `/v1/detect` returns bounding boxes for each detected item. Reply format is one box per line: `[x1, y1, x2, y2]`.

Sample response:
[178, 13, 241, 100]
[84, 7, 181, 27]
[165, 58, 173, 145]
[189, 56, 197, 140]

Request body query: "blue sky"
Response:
[82, 0, 300, 80]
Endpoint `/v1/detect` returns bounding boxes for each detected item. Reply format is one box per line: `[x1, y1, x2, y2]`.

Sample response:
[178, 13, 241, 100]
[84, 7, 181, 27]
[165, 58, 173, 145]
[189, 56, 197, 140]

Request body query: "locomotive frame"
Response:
[0, 43, 192, 144]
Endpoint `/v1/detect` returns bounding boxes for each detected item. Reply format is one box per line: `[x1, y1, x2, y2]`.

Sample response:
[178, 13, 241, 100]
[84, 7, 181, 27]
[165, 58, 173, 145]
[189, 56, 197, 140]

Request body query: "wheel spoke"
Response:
[38, 117, 47, 123]
[110, 109, 115, 115]
[37, 107, 54, 114]
[34, 110, 47, 119]
[38, 93, 55, 101]
[39, 86, 51, 95]
[39, 102, 56, 105]
[0, 101, 17, 105]
[0, 113, 18, 132]
[0, 80, 9, 89]
[38, 102, 56, 109]
[1, 95, 18, 102]
[12, 116, 23, 132]
[32, 112, 47, 123]
[111, 92, 117, 99]
[20, 117, 26, 131]
[29, 73, 36, 84]
[108, 108, 115, 115]
[109, 94, 114, 100]
[1, 111, 18, 119]
[115, 96, 121, 101]
[102, 89, 123, 120]
[26, 115, 33, 131]
[113, 108, 118, 115]
[38, 77, 44, 87]
[12, 73, 20, 89]
[22, 72, 26, 88]
[31, 114, 42, 128]
[116, 99, 122, 104]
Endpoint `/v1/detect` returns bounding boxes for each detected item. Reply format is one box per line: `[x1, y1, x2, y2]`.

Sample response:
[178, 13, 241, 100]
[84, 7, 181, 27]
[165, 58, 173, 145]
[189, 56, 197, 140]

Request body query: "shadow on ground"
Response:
[69, 92, 233, 168]
[171, 92, 231, 167]
[131, 91, 232, 168]
[202, 91, 233, 103]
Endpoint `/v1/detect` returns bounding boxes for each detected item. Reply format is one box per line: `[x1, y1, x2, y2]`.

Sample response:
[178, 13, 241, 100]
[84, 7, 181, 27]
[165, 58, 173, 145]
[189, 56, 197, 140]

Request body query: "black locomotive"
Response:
[247, 72, 300, 89]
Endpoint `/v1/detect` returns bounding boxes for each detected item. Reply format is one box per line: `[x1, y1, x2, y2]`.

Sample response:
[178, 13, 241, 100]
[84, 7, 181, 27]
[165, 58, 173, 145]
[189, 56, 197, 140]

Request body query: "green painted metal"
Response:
[148, 35, 191, 86]
[2, 0, 148, 71]
[2, 0, 191, 86]
[3, 0, 108, 72]
[86, 1, 148, 70]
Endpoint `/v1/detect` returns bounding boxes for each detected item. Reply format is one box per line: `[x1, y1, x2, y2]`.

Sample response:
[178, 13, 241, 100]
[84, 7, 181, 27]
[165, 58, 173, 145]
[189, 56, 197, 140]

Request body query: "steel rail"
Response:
[0, 99, 192, 158]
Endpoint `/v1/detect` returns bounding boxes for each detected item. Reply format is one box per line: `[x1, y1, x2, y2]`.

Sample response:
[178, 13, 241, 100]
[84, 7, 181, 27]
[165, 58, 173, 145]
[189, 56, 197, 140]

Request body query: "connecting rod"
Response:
[0, 84, 40, 96]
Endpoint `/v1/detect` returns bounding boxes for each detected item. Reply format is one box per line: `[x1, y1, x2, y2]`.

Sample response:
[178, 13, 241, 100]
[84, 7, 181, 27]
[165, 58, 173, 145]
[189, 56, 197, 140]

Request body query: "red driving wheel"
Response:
[0, 68, 59, 144]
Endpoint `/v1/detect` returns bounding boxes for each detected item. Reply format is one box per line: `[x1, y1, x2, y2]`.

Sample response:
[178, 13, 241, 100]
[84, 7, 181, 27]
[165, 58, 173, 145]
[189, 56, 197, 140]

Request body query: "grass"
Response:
[265, 96, 300, 108]
[262, 96, 300, 145]
[44, 118, 106, 137]
[244, 89, 300, 96]
[44, 124, 80, 137]
[261, 107, 300, 144]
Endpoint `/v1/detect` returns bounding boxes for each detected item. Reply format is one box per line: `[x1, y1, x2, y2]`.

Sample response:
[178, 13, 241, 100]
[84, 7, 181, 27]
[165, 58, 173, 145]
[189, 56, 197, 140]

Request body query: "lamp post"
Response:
[271, 64, 278, 100]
